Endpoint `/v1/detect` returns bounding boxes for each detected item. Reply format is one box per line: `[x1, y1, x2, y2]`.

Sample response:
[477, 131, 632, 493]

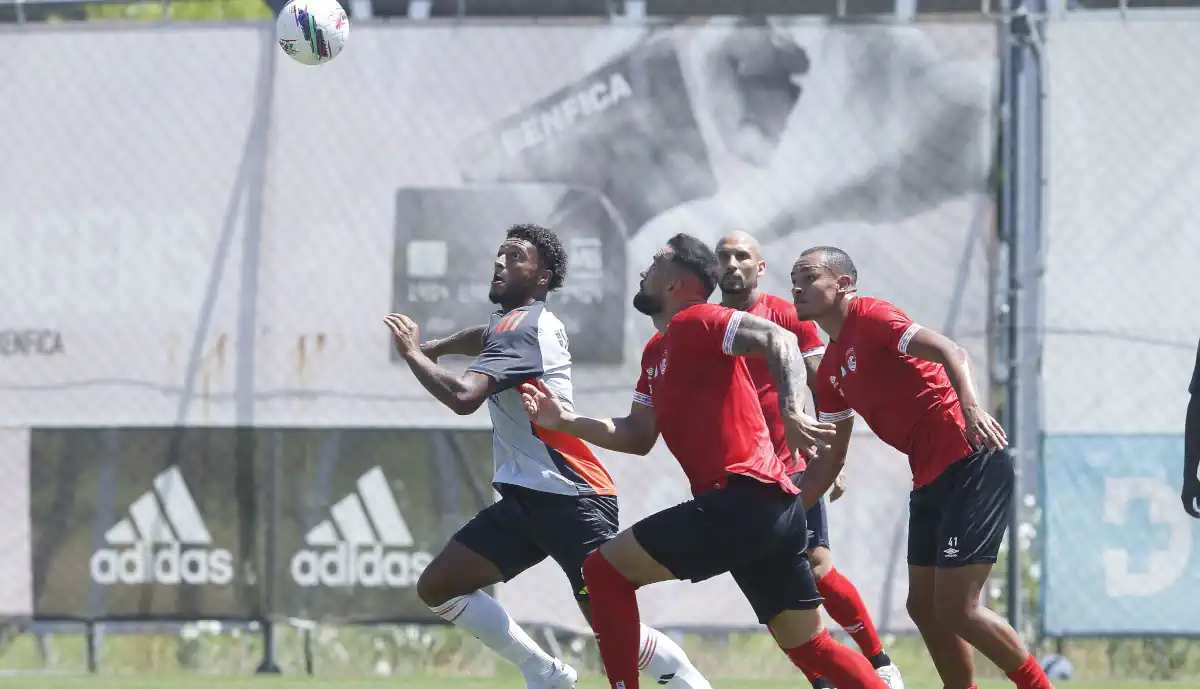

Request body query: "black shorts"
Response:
[788, 473, 831, 551]
[454, 483, 618, 600]
[908, 449, 1014, 568]
[632, 475, 822, 624]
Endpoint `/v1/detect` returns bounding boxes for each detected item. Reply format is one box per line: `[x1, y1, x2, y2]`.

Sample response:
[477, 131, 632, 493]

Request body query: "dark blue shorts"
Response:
[788, 473, 831, 551]
[454, 483, 618, 600]
[908, 449, 1013, 568]
[631, 474, 823, 624]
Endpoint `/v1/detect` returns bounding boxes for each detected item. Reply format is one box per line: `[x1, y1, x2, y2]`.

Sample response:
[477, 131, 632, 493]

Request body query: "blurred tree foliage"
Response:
[74, 0, 273, 22]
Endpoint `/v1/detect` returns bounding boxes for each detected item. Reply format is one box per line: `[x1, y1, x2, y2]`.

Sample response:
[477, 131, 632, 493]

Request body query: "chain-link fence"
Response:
[0, 13, 999, 636]
[1030, 10, 1200, 680]
[0, 1, 1196, 682]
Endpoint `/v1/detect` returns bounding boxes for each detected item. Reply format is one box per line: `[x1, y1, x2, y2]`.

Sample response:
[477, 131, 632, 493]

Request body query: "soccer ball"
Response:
[276, 0, 350, 66]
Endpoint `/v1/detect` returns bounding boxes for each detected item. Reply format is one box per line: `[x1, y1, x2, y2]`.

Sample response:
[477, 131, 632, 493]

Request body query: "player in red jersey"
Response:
[519, 234, 889, 689]
[790, 246, 1053, 689]
[715, 231, 903, 689]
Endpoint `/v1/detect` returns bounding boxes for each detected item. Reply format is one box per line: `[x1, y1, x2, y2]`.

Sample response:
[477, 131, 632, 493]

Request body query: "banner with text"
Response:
[28, 428, 492, 622]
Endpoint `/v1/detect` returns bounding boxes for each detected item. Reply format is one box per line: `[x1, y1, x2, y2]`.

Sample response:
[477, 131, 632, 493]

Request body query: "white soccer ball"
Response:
[276, 0, 349, 66]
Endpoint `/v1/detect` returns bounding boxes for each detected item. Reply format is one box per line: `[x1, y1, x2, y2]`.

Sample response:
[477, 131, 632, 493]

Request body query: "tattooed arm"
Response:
[725, 313, 836, 460]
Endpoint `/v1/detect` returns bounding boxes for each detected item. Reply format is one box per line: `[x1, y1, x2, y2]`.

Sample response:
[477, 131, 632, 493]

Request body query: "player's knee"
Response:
[415, 558, 479, 608]
[807, 547, 832, 580]
[932, 592, 976, 633]
[415, 566, 450, 607]
[905, 591, 937, 627]
[581, 550, 610, 585]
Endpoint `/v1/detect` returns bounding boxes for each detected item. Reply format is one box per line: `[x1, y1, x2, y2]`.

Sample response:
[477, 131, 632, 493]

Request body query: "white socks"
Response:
[639, 624, 712, 689]
[431, 591, 710, 689]
[431, 590, 557, 682]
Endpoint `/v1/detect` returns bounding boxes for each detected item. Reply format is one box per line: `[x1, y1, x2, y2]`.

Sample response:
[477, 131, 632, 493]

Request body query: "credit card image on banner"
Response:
[454, 33, 717, 234]
[393, 183, 626, 365]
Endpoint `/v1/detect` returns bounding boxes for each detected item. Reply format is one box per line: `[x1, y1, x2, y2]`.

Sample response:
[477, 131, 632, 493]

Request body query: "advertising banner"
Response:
[28, 428, 492, 622]
[1042, 435, 1200, 636]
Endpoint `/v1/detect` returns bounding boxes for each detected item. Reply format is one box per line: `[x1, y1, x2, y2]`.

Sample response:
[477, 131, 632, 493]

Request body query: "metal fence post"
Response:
[1001, 0, 1047, 637]
[257, 433, 284, 674]
[249, 25, 281, 675]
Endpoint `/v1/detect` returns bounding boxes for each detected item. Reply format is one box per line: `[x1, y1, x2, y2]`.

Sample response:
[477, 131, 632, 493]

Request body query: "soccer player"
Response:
[1183, 338, 1200, 518]
[788, 246, 1054, 689]
[519, 233, 889, 689]
[714, 231, 903, 689]
[385, 224, 712, 689]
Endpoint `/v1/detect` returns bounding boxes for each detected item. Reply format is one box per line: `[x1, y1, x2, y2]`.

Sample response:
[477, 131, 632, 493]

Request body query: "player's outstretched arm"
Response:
[421, 325, 486, 361]
[903, 326, 1008, 452]
[520, 381, 659, 456]
[386, 314, 494, 416]
[797, 417, 854, 510]
[727, 313, 837, 457]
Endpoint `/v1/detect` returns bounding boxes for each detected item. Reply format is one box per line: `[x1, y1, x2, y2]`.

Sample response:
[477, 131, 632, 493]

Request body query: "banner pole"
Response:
[84, 621, 98, 673]
[257, 432, 283, 674]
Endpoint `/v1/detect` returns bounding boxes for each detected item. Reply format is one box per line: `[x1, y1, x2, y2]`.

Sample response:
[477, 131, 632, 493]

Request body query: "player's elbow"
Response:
[619, 416, 657, 456]
[629, 434, 657, 456]
[947, 341, 969, 363]
[449, 392, 486, 416]
[765, 328, 800, 358]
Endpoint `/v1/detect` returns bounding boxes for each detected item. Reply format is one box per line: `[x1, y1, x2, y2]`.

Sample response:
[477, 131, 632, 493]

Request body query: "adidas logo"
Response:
[90, 466, 234, 586]
[290, 467, 432, 588]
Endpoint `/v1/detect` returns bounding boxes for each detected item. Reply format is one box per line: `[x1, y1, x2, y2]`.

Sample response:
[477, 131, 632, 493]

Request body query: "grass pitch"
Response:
[0, 677, 1181, 689]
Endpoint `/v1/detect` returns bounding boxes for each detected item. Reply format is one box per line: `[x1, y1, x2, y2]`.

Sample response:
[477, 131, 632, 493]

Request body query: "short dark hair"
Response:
[801, 245, 858, 284]
[666, 233, 719, 298]
[507, 223, 567, 292]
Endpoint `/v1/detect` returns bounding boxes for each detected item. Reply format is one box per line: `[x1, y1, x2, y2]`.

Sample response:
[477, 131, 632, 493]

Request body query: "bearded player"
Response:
[385, 224, 712, 689]
[715, 231, 903, 689]
[790, 246, 1054, 689]
[520, 233, 889, 689]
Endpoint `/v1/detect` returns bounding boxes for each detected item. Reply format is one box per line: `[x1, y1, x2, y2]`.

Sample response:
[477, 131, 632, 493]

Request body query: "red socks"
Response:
[817, 568, 885, 658]
[786, 629, 888, 689]
[582, 552, 642, 689]
[1007, 654, 1054, 689]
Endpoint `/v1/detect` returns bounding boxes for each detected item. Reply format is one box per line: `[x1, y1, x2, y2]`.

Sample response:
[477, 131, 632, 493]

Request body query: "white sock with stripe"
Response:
[639, 624, 712, 689]
[432, 591, 558, 681]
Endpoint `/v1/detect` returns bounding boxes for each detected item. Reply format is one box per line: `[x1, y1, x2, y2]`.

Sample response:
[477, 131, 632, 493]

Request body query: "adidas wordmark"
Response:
[89, 466, 234, 586]
[290, 467, 432, 588]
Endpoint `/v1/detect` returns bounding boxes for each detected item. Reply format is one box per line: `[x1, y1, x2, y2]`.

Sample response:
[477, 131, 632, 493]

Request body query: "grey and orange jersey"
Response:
[467, 302, 616, 497]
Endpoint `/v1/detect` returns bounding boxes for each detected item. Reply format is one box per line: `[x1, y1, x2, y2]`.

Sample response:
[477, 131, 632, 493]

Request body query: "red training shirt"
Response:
[743, 293, 827, 473]
[815, 296, 974, 488]
[633, 303, 798, 496]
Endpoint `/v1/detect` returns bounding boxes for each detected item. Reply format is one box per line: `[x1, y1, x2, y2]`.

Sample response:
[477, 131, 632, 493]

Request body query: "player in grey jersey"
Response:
[385, 224, 711, 689]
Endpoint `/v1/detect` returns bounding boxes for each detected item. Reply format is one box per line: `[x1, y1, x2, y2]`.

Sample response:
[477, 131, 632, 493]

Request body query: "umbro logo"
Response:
[290, 467, 432, 588]
[89, 466, 234, 586]
[943, 536, 960, 559]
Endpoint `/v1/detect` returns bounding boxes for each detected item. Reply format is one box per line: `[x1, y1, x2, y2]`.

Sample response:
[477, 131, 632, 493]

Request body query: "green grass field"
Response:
[1, 626, 1196, 689]
[0, 677, 1183, 689]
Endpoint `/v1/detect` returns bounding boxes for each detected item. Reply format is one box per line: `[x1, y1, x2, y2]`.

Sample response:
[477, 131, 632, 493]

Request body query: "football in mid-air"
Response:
[276, 0, 349, 66]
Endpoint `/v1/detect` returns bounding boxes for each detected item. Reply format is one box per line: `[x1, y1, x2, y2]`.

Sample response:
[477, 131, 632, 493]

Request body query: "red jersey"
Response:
[815, 296, 974, 488]
[743, 293, 827, 472]
[632, 303, 798, 496]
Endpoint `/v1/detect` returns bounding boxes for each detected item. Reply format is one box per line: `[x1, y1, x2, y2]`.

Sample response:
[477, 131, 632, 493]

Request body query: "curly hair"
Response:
[507, 223, 568, 292]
